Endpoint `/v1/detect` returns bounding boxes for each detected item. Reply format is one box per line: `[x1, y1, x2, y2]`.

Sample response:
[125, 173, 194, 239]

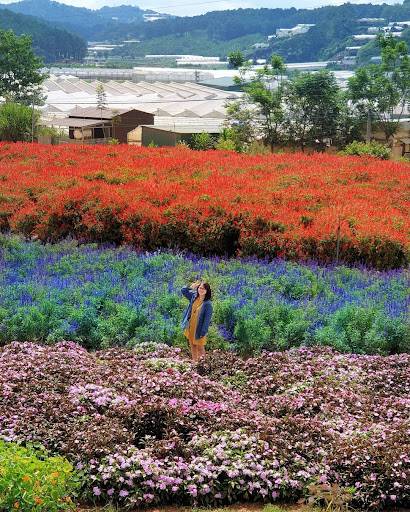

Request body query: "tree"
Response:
[190, 132, 215, 150]
[234, 54, 287, 150]
[0, 102, 40, 142]
[96, 84, 108, 110]
[283, 70, 342, 151]
[222, 101, 257, 152]
[216, 128, 237, 151]
[334, 93, 363, 147]
[348, 34, 410, 141]
[228, 50, 245, 69]
[0, 30, 46, 103]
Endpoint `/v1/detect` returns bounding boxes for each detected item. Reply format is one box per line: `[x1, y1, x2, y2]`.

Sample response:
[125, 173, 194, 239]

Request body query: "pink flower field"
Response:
[0, 341, 409, 510]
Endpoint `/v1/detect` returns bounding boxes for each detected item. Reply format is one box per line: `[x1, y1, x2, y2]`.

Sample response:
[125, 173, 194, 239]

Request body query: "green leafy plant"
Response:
[234, 315, 272, 355]
[0, 440, 79, 511]
[0, 102, 40, 142]
[227, 50, 245, 69]
[341, 141, 390, 159]
[190, 132, 215, 151]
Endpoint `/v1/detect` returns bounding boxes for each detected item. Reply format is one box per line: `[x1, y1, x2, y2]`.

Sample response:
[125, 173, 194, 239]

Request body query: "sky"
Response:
[0, 0, 399, 16]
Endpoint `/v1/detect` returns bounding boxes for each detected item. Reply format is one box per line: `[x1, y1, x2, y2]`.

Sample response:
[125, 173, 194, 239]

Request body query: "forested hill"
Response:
[5, 0, 410, 63]
[107, 2, 410, 62]
[0, 8, 86, 62]
[2, 0, 156, 39]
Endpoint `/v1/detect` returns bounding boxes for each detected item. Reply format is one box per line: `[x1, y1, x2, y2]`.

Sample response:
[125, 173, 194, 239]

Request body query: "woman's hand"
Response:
[190, 280, 201, 289]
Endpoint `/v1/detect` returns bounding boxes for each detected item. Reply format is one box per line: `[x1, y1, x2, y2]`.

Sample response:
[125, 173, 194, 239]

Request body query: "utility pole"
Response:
[31, 100, 35, 143]
[366, 109, 372, 142]
[335, 216, 341, 266]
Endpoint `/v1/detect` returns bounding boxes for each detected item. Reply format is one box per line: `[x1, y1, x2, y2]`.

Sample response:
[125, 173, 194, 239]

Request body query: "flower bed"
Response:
[0, 236, 408, 354]
[0, 143, 408, 268]
[0, 342, 408, 510]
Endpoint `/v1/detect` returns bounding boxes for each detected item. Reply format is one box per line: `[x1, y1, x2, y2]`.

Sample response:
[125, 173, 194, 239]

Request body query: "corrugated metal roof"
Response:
[42, 118, 106, 128]
[42, 79, 241, 119]
[140, 123, 223, 134]
[69, 107, 130, 118]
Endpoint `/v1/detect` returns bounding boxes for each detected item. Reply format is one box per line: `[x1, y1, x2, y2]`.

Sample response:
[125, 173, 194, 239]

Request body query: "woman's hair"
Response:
[201, 282, 212, 301]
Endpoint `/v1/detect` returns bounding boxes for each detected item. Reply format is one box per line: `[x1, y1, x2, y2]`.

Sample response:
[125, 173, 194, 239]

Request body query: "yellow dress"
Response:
[184, 296, 207, 347]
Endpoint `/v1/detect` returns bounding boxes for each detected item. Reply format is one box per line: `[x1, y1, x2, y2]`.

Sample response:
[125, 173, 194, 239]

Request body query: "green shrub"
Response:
[216, 128, 239, 152]
[341, 141, 390, 159]
[0, 103, 39, 142]
[1, 302, 61, 344]
[214, 298, 237, 328]
[216, 137, 237, 151]
[204, 324, 230, 351]
[0, 440, 79, 511]
[132, 318, 178, 345]
[234, 315, 272, 355]
[95, 303, 146, 348]
[259, 302, 309, 350]
[190, 132, 215, 150]
[313, 306, 405, 355]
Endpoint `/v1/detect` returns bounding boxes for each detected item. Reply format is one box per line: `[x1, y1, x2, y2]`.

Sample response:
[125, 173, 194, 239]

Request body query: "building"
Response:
[43, 107, 154, 144]
[252, 43, 270, 49]
[367, 26, 383, 34]
[275, 24, 315, 39]
[352, 34, 378, 42]
[341, 46, 362, 66]
[370, 104, 410, 159]
[143, 13, 172, 22]
[41, 77, 239, 120]
[135, 119, 224, 147]
[358, 18, 385, 24]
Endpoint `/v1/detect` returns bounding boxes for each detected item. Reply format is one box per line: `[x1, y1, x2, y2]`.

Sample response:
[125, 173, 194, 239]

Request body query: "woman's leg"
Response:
[197, 344, 205, 361]
[189, 342, 196, 361]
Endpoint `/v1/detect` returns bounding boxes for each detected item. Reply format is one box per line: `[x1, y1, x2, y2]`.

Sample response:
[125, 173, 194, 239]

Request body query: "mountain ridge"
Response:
[1, 0, 163, 39]
[0, 6, 86, 62]
[3, 0, 410, 63]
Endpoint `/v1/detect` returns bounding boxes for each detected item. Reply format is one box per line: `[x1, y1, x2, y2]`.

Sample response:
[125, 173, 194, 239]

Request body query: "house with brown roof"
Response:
[43, 107, 154, 144]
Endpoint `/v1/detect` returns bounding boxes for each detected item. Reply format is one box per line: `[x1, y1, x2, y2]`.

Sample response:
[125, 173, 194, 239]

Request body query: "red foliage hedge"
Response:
[0, 143, 408, 268]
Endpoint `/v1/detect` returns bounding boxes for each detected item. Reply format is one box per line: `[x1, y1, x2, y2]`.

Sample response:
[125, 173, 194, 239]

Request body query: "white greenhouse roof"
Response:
[42, 78, 240, 120]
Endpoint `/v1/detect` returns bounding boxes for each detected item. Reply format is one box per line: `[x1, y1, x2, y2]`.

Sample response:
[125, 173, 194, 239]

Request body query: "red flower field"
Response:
[0, 143, 408, 268]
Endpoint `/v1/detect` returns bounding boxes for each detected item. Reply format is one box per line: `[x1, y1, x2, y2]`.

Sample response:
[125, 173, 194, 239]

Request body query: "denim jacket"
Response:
[181, 286, 213, 339]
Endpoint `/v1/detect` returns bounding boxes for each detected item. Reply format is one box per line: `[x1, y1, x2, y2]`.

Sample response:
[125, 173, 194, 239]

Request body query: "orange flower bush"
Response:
[0, 143, 408, 268]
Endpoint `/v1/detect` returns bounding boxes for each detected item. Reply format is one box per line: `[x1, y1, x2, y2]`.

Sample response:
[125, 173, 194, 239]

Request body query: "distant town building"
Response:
[352, 34, 378, 42]
[84, 41, 140, 64]
[274, 24, 316, 39]
[367, 26, 383, 34]
[143, 13, 172, 22]
[388, 20, 410, 28]
[358, 18, 385, 24]
[146, 55, 219, 61]
[176, 56, 221, 66]
[342, 46, 362, 66]
[144, 55, 222, 66]
[252, 43, 269, 49]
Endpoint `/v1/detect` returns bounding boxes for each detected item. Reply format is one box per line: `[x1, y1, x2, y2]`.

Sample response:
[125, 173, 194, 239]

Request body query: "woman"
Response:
[181, 280, 213, 362]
